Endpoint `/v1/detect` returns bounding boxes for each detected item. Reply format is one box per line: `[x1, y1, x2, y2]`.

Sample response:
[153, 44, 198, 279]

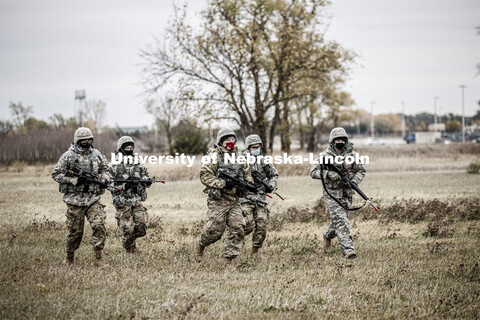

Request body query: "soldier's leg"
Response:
[224, 202, 246, 259]
[199, 200, 228, 247]
[115, 205, 135, 250]
[85, 200, 107, 252]
[252, 205, 269, 248]
[242, 203, 255, 236]
[323, 221, 337, 240]
[65, 204, 86, 253]
[132, 204, 148, 239]
[326, 197, 354, 255]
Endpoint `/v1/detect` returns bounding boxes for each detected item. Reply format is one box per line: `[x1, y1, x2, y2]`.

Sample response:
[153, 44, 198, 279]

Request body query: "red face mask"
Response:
[225, 142, 235, 151]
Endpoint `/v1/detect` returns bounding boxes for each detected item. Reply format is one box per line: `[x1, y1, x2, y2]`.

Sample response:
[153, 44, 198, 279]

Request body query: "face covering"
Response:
[251, 149, 261, 156]
[225, 142, 235, 151]
[78, 141, 92, 149]
[335, 142, 345, 150]
[123, 149, 134, 156]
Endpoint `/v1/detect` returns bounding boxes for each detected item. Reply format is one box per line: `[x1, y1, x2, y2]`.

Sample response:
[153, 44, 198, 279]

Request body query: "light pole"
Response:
[459, 85, 467, 143]
[434, 96, 439, 133]
[401, 101, 405, 139]
[370, 101, 376, 138]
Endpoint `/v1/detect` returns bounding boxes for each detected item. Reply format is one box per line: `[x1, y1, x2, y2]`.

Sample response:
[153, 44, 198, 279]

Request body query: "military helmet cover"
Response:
[329, 127, 349, 143]
[74, 127, 94, 144]
[117, 136, 135, 151]
[216, 127, 237, 145]
[245, 134, 263, 149]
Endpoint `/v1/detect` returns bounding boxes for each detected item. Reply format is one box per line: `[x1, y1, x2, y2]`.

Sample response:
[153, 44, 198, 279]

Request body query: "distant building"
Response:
[428, 123, 445, 132]
[415, 131, 441, 144]
[117, 126, 149, 134]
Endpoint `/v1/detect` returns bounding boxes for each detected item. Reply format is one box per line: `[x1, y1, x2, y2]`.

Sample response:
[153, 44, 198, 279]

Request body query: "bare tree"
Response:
[141, 0, 354, 152]
[9, 101, 33, 130]
[85, 100, 107, 132]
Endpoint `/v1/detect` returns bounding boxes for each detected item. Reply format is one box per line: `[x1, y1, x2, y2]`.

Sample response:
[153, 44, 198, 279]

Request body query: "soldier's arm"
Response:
[51, 152, 74, 184]
[97, 152, 111, 183]
[309, 154, 323, 180]
[199, 153, 226, 189]
[140, 165, 152, 188]
[351, 152, 366, 185]
[266, 163, 279, 189]
[244, 163, 254, 184]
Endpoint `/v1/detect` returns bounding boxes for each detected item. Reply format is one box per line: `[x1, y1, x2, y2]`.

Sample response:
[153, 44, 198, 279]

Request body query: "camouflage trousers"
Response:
[323, 192, 355, 255]
[65, 200, 106, 253]
[115, 204, 148, 250]
[242, 202, 269, 248]
[199, 198, 246, 259]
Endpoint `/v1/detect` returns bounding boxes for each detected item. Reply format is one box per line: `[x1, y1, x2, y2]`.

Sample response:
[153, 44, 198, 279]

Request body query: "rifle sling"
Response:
[320, 167, 366, 211]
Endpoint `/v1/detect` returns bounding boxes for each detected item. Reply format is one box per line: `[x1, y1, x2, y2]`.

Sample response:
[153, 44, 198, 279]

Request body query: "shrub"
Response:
[467, 161, 480, 174]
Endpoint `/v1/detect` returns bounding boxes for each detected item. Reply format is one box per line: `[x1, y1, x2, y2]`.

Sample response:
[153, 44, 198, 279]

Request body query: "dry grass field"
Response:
[0, 145, 479, 319]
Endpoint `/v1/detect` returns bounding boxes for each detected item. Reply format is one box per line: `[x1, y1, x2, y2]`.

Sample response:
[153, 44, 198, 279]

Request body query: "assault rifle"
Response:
[114, 178, 166, 185]
[323, 163, 379, 211]
[217, 171, 258, 193]
[65, 164, 121, 192]
[251, 171, 285, 201]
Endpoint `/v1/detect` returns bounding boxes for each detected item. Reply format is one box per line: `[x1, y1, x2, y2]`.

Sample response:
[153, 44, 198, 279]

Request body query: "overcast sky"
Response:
[1, 0, 479, 127]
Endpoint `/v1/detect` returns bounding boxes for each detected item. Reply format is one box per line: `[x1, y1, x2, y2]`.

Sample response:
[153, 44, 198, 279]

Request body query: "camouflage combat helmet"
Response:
[74, 127, 94, 144]
[117, 136, 134, 151]
[245, 134, 263, 149]
[216, 127, 237, 145]
[329, 127, 349, 143]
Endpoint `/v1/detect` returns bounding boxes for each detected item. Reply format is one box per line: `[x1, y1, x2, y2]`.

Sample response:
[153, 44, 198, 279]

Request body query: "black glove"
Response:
[265, 184, 274, 193]
[246, 182, 258, 193]
[77, 176, 88, 185]
[224, 179, 236, 190]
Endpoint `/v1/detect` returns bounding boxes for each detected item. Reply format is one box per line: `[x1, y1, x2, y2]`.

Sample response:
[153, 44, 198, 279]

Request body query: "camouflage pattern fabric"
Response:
[198, 144, 253, 258]
[240, 150, 278, 206]
[310, 142, 366, 255]
[108, 157, 151, 207]
[323, 191, 355, 254]
[65, 200, 107, 252]
[242, 202, 269, 248]
[52, 143, 110, 207]
[199, 198, 246, 258]
[115, 204, 148, 250]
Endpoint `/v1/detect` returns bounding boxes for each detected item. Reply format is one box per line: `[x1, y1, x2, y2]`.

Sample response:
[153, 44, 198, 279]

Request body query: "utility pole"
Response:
[459, 85, 467, 143]
[434, 96, 439, 133]
[401, 101, 405, 139]
[370, 101, 376, 138]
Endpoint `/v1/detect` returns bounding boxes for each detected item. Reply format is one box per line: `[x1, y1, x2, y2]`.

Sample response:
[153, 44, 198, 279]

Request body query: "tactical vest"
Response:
[59, 150, 104, 195]
[113, 161, 147, 201]
[215, 150, 249, 198]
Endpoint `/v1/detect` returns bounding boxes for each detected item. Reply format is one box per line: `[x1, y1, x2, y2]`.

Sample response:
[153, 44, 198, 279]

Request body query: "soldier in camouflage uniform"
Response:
[241, 134, 278, 254]
[52, 127, 110, 266]
[195, 128, 254, 264]
[309, 127, 366, 260]
[108, 136, 151, 253]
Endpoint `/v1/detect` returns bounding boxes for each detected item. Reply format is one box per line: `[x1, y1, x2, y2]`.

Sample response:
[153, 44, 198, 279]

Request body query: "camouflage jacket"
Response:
[108, 155, 151, 207]
[240, 150, 278, 206]
[52, 144, 110, 207]
[310, 142, 366, 198]
[200, 145, 254, 202]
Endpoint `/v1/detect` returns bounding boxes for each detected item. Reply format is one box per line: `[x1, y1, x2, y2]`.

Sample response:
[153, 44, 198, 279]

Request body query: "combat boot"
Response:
[323, 237, 332, 253]
[345, 251, 357, 260]
[92, 250, 106, 267]
[64, 251, 74, 266]
[195, 240, 205, 262]
[225, 257, 234, 265]
[251, 246, 259, 254]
